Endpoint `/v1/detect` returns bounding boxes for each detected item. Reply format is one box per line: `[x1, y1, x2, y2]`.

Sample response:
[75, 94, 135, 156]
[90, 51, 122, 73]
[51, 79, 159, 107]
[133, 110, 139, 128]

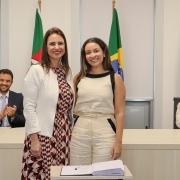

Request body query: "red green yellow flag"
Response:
[31, 8, 43, 64]
[108, 8, 124, 81]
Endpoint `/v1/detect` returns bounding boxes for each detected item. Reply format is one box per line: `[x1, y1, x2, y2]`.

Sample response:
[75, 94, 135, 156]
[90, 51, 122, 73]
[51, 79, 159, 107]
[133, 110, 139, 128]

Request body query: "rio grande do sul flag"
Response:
[31, 8, 43, 64]
[108, 8, 124, 81]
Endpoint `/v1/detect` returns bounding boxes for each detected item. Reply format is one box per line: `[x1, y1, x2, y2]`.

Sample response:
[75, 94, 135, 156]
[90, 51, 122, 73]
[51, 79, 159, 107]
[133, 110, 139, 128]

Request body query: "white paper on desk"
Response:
[61, 160, 124, 176]
[92, 160, 124, 176]
[61, 165, 92, 176]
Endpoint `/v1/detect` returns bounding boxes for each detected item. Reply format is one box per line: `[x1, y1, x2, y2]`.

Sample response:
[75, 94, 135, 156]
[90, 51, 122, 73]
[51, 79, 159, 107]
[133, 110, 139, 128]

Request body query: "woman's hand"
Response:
[30, 134, 42, 158]
[111, 141, 122, 160]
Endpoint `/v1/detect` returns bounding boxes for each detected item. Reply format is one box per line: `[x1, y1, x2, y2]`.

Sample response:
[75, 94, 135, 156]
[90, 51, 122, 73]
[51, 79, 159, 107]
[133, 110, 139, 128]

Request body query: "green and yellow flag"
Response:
[108, 8, 124, 81]
[31, 8, 43, 64]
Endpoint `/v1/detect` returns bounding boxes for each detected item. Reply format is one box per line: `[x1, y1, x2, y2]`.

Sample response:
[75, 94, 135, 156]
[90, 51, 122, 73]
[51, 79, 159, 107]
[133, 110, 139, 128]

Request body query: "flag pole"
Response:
[112, 0, 116, 16]
[38, 0, 42, 12]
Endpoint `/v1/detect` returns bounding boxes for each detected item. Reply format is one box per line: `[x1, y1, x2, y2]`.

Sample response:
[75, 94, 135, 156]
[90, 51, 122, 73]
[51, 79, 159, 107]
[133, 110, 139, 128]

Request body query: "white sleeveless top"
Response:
[74, 72, 114, 116]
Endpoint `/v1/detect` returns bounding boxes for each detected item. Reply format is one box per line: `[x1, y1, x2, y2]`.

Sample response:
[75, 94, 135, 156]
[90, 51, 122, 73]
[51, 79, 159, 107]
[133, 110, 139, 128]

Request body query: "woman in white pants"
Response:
[70, 37, 126, 165]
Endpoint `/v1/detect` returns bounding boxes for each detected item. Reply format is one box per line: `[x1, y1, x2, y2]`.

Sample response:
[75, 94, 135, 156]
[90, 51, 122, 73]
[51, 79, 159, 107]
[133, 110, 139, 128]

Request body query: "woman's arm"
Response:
[23, 65, 43, 157]
[73, 73, 80, 105]
[112, 73, 126, 160]
[23, 65, 43, 135]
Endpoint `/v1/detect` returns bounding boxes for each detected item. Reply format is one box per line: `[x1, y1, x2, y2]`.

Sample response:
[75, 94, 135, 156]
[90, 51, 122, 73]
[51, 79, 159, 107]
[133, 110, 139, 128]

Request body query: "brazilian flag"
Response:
[108, 8, 124, 81]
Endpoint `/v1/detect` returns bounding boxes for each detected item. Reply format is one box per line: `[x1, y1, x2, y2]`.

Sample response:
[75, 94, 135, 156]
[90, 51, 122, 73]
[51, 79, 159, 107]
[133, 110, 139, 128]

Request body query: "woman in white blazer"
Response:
[21, 27, 75, 180]
[176, 103, 180, 128]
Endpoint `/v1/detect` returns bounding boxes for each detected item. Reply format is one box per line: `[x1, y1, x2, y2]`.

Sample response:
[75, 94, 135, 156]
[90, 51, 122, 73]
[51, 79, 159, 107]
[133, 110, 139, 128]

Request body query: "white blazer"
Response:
[23, 64, 75, 137]
[176, 102, 180, 128]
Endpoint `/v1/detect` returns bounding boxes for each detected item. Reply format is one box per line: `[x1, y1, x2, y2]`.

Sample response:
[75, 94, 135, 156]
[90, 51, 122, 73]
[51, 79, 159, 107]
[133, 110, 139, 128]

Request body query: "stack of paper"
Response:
[61, 160, 124, 176]
[92, 160, 124, 176]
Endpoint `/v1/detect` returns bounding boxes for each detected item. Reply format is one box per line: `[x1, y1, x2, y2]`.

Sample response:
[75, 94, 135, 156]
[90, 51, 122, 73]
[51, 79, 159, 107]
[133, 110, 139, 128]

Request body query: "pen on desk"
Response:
[75, 165, 81, 170]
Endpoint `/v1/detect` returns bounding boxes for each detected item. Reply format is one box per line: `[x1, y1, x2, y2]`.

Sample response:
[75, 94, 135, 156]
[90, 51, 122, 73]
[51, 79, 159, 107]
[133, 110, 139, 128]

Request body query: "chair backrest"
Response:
[173, 97, 180, 129]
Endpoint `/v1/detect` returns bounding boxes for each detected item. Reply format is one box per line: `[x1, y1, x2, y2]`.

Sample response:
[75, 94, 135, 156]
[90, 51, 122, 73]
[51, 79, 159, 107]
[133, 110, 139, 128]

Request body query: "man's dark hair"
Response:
[0, 69, 13, 80]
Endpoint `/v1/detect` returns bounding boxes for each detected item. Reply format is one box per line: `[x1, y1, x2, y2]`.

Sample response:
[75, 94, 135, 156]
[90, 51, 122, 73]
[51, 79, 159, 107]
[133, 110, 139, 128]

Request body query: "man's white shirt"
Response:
[0, 92, 10, 127]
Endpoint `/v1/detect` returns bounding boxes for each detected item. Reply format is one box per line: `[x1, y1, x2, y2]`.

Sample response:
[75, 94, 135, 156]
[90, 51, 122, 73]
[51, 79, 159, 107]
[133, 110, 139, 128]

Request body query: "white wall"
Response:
[0, 0, 80, 93]
[81, 0, 154, 100]
[154, 0, 180, 128]
[162, 0, 180, 128]
[1, 0, 180, 128]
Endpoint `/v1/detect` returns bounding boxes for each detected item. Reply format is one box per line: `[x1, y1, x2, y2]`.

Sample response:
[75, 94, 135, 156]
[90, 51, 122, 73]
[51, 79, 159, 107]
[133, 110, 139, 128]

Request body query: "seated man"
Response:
[0, 69, 25, 127]
[176, 102, 180, 128]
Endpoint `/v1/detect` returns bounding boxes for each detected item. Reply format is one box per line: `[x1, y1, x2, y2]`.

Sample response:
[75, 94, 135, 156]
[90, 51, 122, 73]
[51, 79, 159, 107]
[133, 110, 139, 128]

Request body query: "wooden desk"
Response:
[0, 128, 180, 180]
[121, 129, 180, 180]
[0, 127, 10, 137]
[0, 127, 24, 180]
[50, 165, 133, 179]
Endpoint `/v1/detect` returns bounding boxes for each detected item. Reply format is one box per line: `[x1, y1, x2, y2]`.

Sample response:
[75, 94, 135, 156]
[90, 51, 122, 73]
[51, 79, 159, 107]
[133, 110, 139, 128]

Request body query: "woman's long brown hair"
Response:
[74, 37, 114, 90]
[41, 27, 71, 77]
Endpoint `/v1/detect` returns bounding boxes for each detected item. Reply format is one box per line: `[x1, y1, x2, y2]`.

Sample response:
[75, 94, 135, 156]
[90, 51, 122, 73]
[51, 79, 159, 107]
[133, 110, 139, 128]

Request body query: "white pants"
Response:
[70, 114, 116, 165]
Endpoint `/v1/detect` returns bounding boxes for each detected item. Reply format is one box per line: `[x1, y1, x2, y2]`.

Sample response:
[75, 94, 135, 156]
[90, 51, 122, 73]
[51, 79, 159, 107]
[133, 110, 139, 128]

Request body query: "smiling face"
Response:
[85, 42, 104, 68]
[0, 73, 13, 95]
[47, 33, 65, 62]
